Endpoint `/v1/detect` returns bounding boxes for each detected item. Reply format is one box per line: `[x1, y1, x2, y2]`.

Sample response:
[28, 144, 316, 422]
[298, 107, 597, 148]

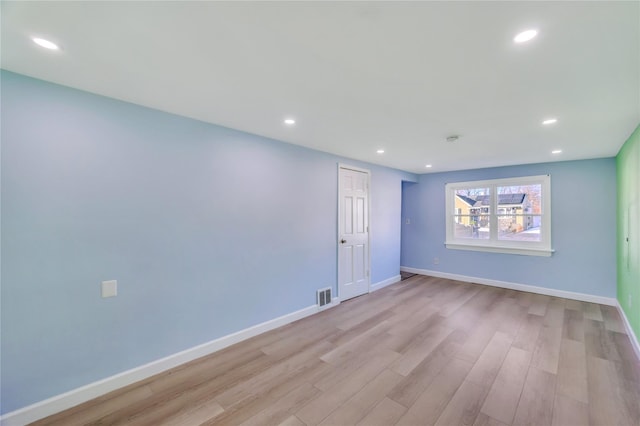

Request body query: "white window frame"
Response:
[445, 175, 554, 257]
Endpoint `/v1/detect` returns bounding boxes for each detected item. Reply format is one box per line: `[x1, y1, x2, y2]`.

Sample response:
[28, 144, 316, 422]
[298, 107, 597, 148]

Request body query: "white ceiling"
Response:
[2, 1, 639, 174]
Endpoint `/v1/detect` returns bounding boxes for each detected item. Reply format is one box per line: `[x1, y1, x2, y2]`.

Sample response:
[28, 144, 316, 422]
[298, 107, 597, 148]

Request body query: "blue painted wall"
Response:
[401, 159, 617, 298]
[0, 71, 416, 414]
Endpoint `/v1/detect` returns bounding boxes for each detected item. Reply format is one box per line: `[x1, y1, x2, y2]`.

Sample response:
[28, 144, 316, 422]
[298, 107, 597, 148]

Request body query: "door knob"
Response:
[341, 239, 347, 244]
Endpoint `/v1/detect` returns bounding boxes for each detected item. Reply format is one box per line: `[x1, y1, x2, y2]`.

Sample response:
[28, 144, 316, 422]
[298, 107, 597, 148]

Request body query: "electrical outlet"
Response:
[102, 280, 117, 298]
[433, 257, 440, 265]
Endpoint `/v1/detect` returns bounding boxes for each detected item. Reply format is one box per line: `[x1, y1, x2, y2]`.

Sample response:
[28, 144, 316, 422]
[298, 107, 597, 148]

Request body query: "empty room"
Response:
[1, 1, 639, 425]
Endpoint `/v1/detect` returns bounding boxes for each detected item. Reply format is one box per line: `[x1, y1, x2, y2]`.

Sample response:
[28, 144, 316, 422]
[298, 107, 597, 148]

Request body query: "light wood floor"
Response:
[33, 275, 640, 426]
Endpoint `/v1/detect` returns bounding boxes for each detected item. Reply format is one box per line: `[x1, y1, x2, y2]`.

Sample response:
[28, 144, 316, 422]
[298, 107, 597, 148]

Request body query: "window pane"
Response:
[453, 188, 491, 240]
[455, 188, 491, 213]
[498, 215, 542, 241]
[497, 184, 542, 214]
[453, 215, 490, 239]
[496, 183, 542, 241]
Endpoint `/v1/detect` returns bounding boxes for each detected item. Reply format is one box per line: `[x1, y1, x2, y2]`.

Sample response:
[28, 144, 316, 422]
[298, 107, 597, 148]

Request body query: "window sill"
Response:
[445, 242, 554, 257]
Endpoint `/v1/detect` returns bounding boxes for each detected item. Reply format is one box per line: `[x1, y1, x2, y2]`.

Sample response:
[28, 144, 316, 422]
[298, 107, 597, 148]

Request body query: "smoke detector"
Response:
[446, 135, 459, 143]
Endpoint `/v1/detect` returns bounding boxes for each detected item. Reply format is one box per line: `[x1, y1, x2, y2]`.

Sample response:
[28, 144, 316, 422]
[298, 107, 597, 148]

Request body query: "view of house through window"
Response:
[446, 175, 552, 256]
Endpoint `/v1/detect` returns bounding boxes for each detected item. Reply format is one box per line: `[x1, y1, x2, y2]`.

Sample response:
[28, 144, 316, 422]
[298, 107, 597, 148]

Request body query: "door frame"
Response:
[337, 163, 372, 301]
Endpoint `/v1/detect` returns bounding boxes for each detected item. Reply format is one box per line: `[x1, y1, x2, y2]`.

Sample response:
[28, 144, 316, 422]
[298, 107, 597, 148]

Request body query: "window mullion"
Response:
[490, 184, 498, 241]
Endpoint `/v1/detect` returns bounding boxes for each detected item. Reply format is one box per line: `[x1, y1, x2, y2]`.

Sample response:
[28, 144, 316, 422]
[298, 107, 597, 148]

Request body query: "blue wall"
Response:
[0, 71, 416, 414]
[401, 159, 617, 298]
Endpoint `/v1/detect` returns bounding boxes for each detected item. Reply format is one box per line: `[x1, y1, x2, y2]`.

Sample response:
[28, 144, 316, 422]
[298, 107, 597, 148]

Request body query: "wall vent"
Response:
[317, 287, 332, 308]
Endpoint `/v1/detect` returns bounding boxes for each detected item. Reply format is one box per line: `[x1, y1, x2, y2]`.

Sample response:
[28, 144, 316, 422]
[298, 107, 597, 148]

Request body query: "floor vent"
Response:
[317, 287, 332, 308]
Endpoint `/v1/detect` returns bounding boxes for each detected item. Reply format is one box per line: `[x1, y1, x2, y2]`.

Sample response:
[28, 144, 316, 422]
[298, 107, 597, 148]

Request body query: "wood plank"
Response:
[387, 329, 466, 408]
[601, 304, 626, 333]
[215, 340, 333, 408]
[314, 324, 399, 392]
[319, 320, 391, 366]
[382, 315, 444, 355]
[239, 382, 320, 426]
[480, 346, 532, 425]
[494, 301, 528, 340]
[556, 338, 588, 403]
[552, 394, 589, 426]
[435, 380, 490, 426]
[465, 331, 513, 388]
[582, 302, 603, 321]
[454, 318, 500, 363]
[512, 313, 543, 352]
[355, 397, 406, 426]
[609, 329, 640, 363]
[564, 299, 583, 311]
[295, 349, 399, 425]
[561, 308, 584, 342]
[147, 346, 267, 395]
[443, 287, 504, 333]
[395, 358, 474, 425]
[318, 369, 403, 425]
[389, 324, 454, 376]
[530, 323, 563, 374]
[260, 324, 340, 356]
[584, 318, 621, 361]
[512, 367, 557, 426]
[516, 291, 534, 308]
[325, 308, 396, 347]
[592, 354, 640, 425]
[437, 284, 481, 317]
[528, 294, 550, 316]
[586, 355, 638, 425]
[29, 384, 154, 426]
[386, 296, 433, 327]
[156, 399, 224, 426]
[277, 415, 306, 426]
[473, 412, 509, 426]
[543, 297, 566, 327]
[385, 304, 438, 337]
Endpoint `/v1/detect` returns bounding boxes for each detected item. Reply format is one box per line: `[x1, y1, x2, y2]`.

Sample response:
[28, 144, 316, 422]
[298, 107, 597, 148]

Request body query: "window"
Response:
[445, 175, 553, 256]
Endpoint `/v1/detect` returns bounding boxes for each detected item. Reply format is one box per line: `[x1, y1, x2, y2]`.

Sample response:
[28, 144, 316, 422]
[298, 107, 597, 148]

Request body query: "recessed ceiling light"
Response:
[376, 149, 385, 154]
[284, 118, 295, 125]
[32, 37, 59, 50]
[425, 164, 433, 168]
[514, 29, 538, 43]
[552, 149, 562, 154]
[542, 118, 558, 125]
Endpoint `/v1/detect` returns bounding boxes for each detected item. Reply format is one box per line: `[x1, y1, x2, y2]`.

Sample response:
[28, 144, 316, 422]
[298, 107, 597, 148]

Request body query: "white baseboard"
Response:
[370, 274, 401, 293]
[0, 304, 319, 426]
[617, 301, 640, 362]
[400, 266, 618, 306]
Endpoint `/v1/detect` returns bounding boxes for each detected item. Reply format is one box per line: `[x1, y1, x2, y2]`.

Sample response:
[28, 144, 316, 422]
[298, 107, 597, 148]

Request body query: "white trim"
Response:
[370, 275, 401, 292]
[445, 243, 554, 257]
[337, 163, 370, 174]
[337, 164, 372, 299]
[0, 304, 318, 426]
[445, 174, 552, 256]
[399, 267, 617, 306]
[616, 301, 640, 362]
[330, 296, 341, 306]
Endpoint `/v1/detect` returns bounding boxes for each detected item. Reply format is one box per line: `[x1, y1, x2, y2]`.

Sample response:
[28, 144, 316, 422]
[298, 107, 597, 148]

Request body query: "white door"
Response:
[338, 166, 370, 301]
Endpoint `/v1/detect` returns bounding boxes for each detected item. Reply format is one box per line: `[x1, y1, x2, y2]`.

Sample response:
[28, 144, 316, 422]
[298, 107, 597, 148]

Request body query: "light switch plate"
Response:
[101, 280, 117, 298]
